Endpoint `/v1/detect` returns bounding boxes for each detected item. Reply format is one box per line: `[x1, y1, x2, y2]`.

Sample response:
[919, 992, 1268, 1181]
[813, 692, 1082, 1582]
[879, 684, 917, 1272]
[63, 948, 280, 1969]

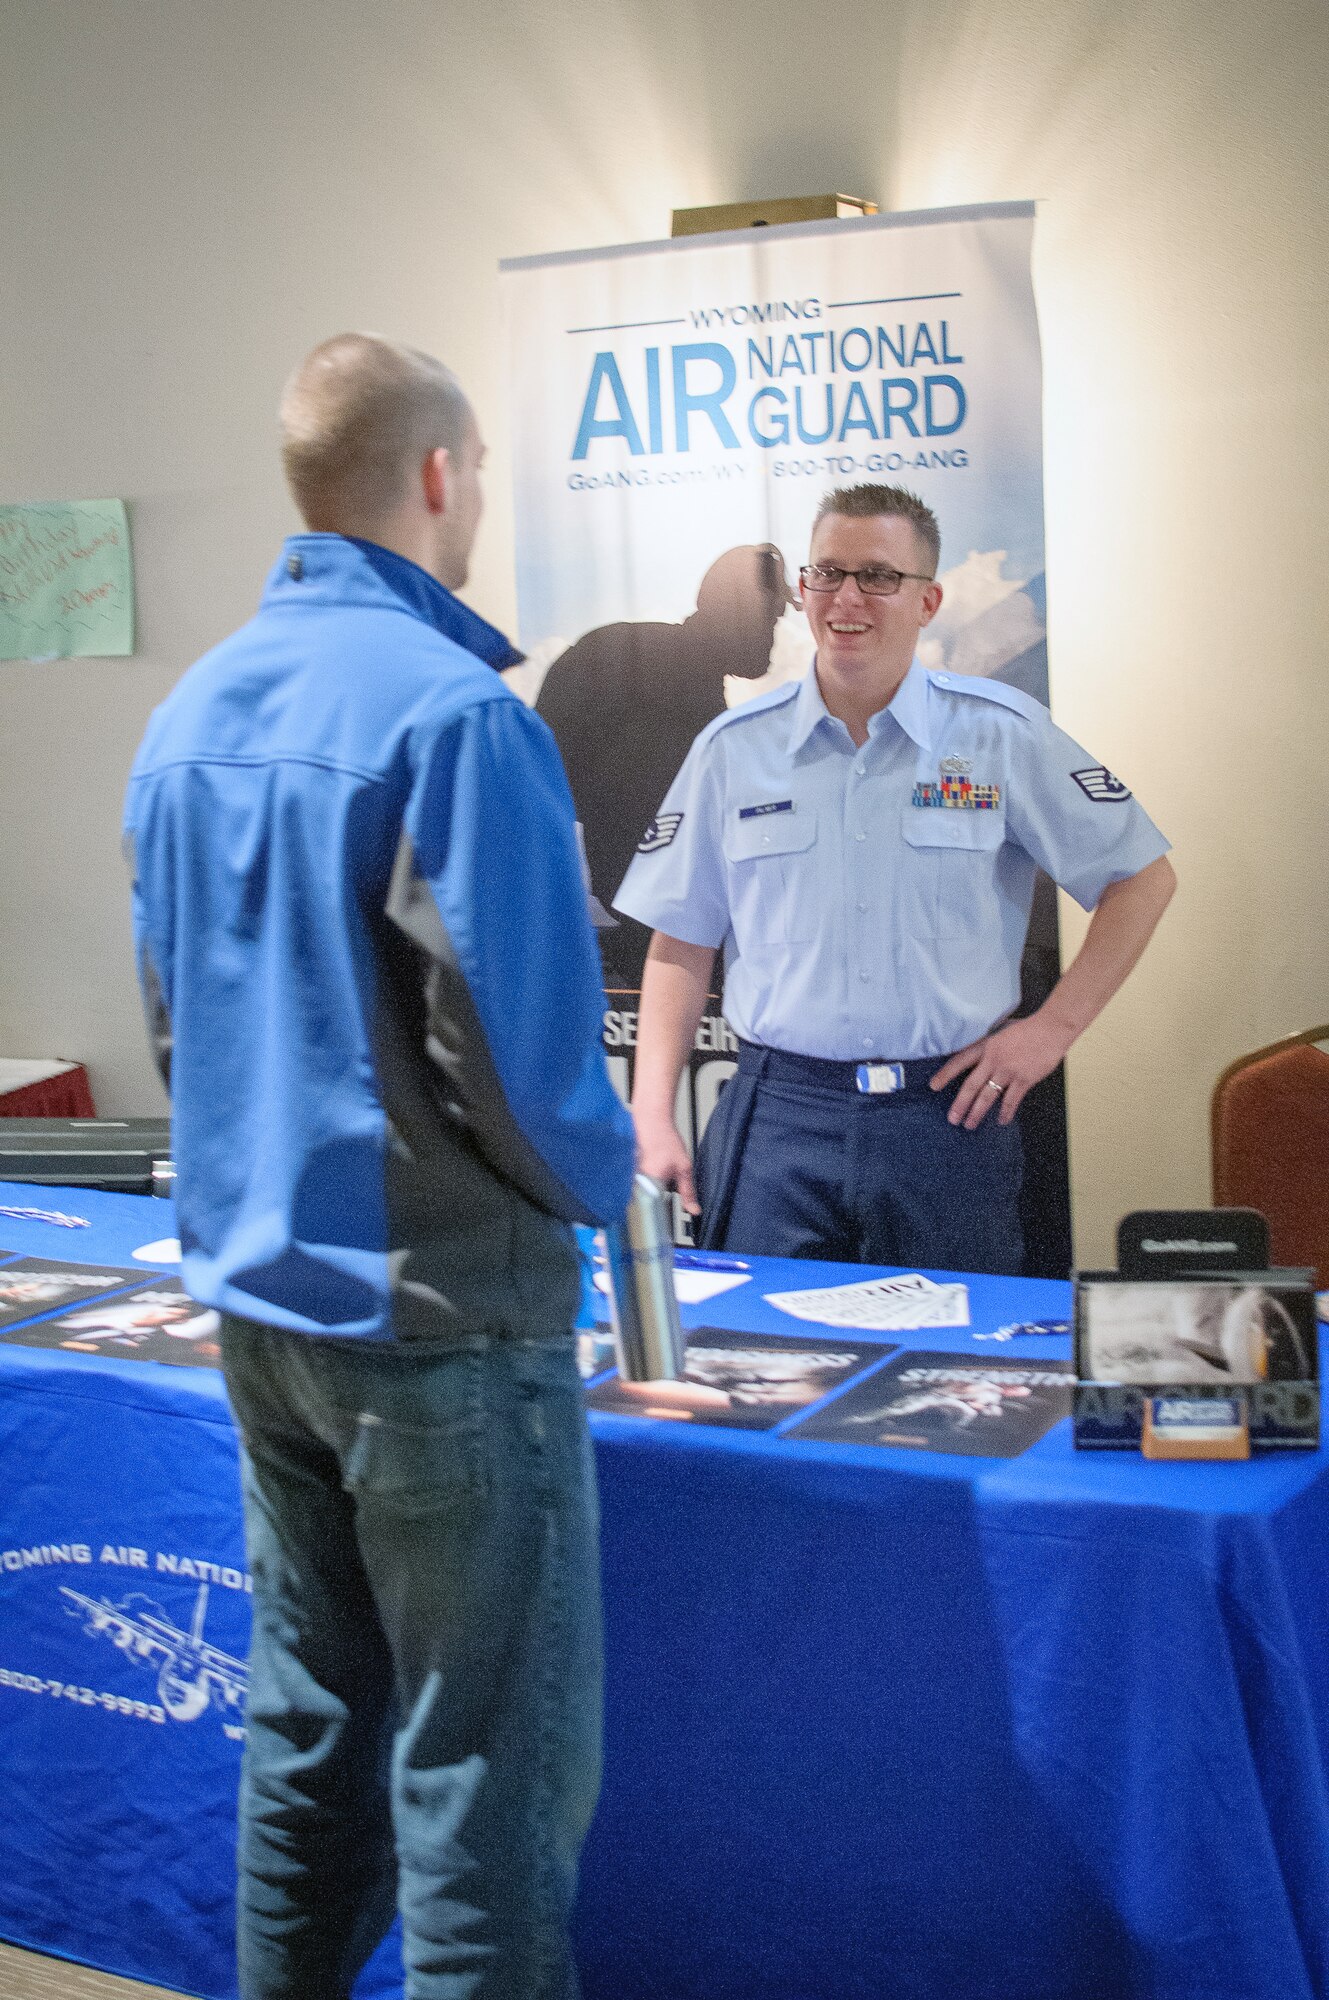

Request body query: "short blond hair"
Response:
[814, 482, 940, 577]
[279, 333, 472, 531]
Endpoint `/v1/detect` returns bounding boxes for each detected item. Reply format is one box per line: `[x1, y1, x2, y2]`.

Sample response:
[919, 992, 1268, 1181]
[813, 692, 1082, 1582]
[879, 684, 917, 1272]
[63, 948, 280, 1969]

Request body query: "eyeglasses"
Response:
[798, 562, 934, 597]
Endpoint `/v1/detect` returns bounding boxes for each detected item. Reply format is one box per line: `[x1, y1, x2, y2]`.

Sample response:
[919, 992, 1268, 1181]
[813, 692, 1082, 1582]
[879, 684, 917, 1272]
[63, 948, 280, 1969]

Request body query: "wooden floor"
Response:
[0, 1942, 185, 1999]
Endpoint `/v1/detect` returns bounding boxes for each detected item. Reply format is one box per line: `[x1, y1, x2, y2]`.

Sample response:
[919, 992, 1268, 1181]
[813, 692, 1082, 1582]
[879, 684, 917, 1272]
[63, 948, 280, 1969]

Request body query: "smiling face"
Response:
[802, 509, 943, 710]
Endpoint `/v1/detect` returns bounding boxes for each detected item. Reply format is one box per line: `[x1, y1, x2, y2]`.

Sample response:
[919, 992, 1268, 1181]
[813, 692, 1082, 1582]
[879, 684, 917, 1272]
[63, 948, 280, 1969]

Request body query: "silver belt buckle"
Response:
[855, 1061, 905, 1094]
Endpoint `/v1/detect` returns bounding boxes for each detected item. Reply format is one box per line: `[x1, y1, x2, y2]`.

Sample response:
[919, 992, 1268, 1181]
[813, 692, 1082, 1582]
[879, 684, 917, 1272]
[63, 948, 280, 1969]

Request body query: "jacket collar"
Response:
[261, 534, 522, 671]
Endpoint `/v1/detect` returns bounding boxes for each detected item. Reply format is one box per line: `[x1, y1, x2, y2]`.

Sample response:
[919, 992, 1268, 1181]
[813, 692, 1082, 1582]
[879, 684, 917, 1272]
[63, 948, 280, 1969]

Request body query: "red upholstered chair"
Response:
[1211, 1027, 1329, 1288]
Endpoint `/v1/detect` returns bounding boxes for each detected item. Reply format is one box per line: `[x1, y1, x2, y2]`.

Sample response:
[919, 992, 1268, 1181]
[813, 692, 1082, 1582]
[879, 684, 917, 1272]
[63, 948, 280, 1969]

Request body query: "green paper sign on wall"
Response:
[0, 500, 134, 661]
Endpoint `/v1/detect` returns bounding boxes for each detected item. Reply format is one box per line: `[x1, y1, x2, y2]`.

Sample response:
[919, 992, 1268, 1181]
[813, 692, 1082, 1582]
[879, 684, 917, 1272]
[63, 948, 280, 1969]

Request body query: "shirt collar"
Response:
[260, 534, 522, 671]
[786, 667, 834, 756]
[880, 658, 933, 752]
[787, 657, 933, 757]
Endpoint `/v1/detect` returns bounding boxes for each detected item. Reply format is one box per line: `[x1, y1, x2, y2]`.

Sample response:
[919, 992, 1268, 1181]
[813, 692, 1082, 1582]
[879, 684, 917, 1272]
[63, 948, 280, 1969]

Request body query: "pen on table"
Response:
[673, 1251, 750, 1271]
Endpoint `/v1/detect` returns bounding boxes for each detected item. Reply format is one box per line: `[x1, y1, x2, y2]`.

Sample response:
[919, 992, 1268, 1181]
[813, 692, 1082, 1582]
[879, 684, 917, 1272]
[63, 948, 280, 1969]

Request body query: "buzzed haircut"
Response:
[279, 333, 472, 531]
[814, 482, 940, 578]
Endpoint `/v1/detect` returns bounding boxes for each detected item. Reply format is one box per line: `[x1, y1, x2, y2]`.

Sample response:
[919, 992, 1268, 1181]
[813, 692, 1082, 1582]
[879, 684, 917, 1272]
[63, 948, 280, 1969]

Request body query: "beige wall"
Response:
[2, 0, 1325, 1263]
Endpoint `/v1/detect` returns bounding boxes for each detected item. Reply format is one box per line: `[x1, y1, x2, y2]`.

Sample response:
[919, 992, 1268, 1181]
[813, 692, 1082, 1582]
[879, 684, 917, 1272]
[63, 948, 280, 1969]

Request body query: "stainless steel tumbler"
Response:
[602, 1173, 685, 1382]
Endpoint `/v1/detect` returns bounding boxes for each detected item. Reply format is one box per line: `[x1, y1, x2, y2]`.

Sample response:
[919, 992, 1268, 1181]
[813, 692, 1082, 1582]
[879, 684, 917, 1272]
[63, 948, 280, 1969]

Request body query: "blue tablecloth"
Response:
[1, 1182, 1327, 2000]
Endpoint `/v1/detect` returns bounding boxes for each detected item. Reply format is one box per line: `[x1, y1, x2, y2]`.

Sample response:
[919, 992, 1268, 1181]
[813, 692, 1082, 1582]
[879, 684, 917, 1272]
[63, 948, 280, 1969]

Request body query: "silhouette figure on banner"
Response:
[537, 543, 795, 988]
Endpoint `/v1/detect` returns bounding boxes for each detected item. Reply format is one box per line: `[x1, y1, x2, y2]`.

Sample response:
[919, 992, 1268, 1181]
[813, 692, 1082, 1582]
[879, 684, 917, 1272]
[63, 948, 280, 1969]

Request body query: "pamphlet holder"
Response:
[1073, 1209, 1319, 1456]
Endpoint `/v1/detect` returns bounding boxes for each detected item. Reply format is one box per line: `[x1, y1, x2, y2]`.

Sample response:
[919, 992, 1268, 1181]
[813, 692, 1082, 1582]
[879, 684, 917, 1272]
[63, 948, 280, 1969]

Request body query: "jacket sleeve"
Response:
[385, 692, 636, 1228]
[122, 810, 174, 1093]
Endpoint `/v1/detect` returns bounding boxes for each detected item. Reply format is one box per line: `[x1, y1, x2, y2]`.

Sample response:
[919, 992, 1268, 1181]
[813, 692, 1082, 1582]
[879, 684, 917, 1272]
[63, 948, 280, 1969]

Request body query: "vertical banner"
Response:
[501, 202, 1070, 1271]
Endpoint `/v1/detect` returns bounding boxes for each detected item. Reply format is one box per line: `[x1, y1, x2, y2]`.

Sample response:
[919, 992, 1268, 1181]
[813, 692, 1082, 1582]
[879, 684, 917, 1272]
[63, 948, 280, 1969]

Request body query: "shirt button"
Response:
[857, 900, 868, 912]
[855, 831, 866, 842]
[859, 970, 870, 982]
[855, 763, 865, 776]
[862, 1037, 874, 1049]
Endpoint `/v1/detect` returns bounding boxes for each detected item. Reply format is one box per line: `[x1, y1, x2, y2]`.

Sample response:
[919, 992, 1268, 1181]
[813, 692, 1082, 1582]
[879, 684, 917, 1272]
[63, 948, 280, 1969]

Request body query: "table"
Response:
[0, 1059, 96, 1118]
[1, 1181, 1327, 2000]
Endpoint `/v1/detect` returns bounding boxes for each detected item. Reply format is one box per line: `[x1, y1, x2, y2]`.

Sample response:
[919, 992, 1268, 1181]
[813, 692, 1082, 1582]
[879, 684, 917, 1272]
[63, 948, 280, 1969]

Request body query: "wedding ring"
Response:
[985, 1079, 1005, 1093]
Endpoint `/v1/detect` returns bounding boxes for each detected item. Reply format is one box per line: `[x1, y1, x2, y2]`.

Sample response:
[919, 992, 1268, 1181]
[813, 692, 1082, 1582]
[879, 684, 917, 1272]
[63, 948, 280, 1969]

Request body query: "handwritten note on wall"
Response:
[0, 501, 134, 661]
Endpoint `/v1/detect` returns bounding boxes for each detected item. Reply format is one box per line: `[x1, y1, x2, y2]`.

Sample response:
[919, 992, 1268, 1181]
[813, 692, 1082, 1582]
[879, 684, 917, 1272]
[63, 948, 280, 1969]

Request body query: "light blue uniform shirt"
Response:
[613, 660, 1170, 1062]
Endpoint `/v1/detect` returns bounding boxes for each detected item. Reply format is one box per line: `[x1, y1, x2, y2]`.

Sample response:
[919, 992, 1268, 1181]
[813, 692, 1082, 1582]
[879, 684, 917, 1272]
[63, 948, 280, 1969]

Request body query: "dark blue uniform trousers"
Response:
[697, 1039, 1024, 1275]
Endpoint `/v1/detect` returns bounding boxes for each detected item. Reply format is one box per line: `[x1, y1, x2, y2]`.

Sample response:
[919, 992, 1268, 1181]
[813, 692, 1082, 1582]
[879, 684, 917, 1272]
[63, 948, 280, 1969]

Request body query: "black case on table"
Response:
[0, 1118, 173, 1195]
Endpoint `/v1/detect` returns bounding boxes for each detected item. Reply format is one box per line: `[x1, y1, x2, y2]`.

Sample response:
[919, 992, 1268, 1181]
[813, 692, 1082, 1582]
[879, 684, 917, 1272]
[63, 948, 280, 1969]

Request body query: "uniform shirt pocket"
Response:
[722, 808, 818, 946]
[900, 806, 1006, 939]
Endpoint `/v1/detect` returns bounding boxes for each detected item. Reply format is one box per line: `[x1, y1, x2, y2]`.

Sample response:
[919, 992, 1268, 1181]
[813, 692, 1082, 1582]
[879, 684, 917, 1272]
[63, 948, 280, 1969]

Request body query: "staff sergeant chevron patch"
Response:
[637, 812, 684, 853]
[1071, 766, 1132, 802]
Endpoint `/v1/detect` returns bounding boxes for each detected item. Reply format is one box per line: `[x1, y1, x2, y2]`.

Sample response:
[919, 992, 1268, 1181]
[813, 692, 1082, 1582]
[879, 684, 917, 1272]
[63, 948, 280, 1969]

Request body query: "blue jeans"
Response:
[220, 1316, 602, 2000]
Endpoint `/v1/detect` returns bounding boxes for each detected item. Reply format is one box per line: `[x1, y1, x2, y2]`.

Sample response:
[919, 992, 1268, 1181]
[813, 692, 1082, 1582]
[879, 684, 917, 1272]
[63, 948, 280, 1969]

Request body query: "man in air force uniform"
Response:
[614, 482, 1175, 1274]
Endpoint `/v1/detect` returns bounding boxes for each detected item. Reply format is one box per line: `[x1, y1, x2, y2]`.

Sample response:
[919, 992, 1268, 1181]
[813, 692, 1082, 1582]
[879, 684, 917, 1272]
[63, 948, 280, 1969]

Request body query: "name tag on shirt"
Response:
[738, 799, 794, 820]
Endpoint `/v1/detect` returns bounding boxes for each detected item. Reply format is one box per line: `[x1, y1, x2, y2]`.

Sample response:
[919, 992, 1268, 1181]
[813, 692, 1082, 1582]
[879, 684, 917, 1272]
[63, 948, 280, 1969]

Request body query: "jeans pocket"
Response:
[340, 1352, 489, 1512]
[504, 1342, 593, 1509]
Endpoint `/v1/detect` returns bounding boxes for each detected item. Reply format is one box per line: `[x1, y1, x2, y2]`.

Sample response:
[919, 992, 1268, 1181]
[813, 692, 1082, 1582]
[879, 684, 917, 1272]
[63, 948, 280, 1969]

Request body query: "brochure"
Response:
[587, 1326, 890, 1431]
[788, 1350, 1073, 1456]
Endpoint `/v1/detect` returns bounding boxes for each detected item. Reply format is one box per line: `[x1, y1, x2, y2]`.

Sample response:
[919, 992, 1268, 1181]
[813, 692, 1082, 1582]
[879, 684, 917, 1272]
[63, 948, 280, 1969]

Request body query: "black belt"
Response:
[735, 1039, 950, 1094]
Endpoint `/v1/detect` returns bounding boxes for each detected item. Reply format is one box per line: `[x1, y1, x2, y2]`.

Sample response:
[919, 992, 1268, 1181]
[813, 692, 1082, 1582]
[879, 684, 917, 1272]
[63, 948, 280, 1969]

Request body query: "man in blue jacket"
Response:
[125, 332, 636, 2000]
